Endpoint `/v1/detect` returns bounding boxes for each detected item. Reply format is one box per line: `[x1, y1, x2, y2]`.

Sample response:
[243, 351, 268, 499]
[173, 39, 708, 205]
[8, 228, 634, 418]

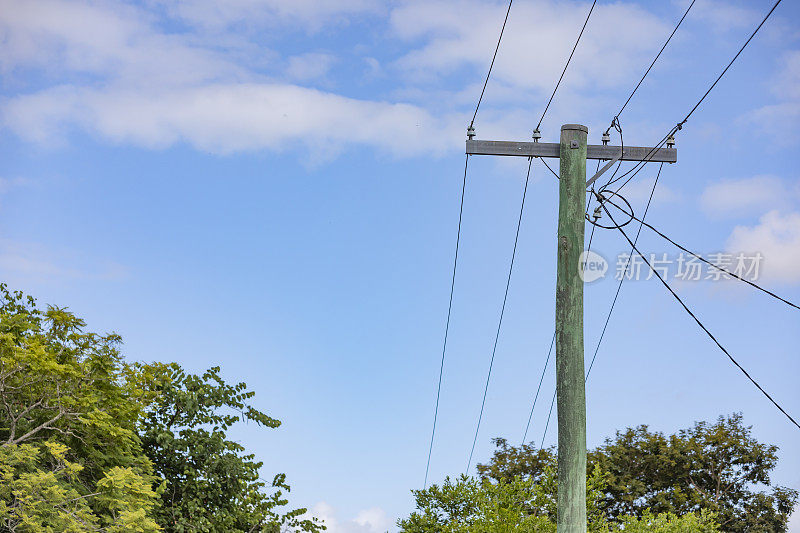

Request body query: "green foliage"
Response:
[615, 509, 719, 532]
[138, 362, 324, 533]
[591, 413, 798, 531]
[0, 284, 161, 531]
[397, 474, 555, 533]
[1, 285, 322, 532]
[398, 467, 608, 533]
[398, 472, 719, 532]
[476, 438, 556, 486]
[476, 413, 797, 532]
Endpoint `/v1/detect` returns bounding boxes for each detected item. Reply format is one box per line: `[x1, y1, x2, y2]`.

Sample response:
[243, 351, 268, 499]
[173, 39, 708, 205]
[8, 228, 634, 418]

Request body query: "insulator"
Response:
[532, 128, 541, 142]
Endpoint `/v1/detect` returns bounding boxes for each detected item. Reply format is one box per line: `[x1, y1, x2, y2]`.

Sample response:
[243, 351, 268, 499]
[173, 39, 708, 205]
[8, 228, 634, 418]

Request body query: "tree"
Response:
[397, 471, 718, 532]
[476, 438, 555, 486]
[592, 413, 797, 532]
[137, 362, 324, 533]
[1, 285, 322, 532]
[397, 473, 562, 533]
[0, 284, 161, 531]
[476, 413, 798, 532]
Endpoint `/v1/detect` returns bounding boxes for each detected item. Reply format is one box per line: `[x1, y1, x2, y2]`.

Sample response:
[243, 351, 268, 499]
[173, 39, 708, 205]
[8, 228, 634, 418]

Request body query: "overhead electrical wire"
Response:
[585, 163, 664, 381]
[470, 0, 516, 129]
[536, 0, 598, 130]
[602, 204, 800, 431]
[614, 0, 785, 194]
[521, 331, 555, 445]
[467, 158, 533, 473]
[606, 0, 697, 129]
[540, 388, 557, 451]
[424, 155, 469, 488]
[601, 198, 800, 312]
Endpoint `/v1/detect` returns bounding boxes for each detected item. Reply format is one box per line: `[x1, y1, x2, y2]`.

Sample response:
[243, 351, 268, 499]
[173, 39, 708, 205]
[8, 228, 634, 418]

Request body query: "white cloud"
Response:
[0, 239, 129, 282]
[286, 53, 337, 82]
[0, 176, 33, 194]
[307, 502, 390, 533]
[618, 175, 680, 206]
[353, 507, 391, 531]
[700, 175, 797, 218]
[743, 50, 800, 145]
[391, 0, 669, 95]
[2, 83, 464, 157]
[674, 0, 756, 34]
[726, 210, 800, 284]
[0, 0, 241, 86]
[0, 0, 712, 158]
[789, 509, 800, 533]
[149, 0, 381, 32]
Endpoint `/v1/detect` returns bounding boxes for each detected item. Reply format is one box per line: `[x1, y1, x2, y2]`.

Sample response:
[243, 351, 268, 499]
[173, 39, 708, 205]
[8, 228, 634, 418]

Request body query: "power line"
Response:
[680, 0, 784, 128]
[608, 0, 697, 126]
[585, 163, 664, 381]
[470, 0, 516, 129]
[540, 387, 556, 450]
[540, 158, 559, 179]
[603, 204, 800, 432]
[614, 0, 785, 194]
[522, 331, 554, 445]
[536, 0, 598, 130]
[424, 154, 469, 488]
[602, 197, 800, 312]
[467, 158, 533, 473]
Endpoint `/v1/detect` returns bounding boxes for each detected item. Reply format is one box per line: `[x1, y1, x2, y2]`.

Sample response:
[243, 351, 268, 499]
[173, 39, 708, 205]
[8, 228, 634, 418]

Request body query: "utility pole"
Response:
[556, 124, 587, 531]
[466, 124, 676, 532]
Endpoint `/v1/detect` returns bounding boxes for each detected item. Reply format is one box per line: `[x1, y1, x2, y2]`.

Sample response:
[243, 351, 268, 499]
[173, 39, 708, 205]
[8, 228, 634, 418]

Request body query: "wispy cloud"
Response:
[0, 239, 129, 283]
[700, 175, 799, 218]
[0, 0, 722, 158]
[743, 50, 800, 146]
[726, 210, 800, 284]
[307, 502, 391, 533]
[149, 0, 382, 33]
[2, 83, 465, 157]
[391, 0, 668, 95]
[286, 53, 338, 82]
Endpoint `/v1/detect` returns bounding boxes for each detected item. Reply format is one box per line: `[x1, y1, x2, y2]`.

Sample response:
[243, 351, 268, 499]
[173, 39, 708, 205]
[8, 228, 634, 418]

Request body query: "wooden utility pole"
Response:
[466, 124, 676, 531]
[555, 124, 587, 531]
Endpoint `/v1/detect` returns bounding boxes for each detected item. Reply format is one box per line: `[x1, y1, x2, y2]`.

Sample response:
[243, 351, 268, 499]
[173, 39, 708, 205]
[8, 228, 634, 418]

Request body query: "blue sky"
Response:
[1, 0, 799, 530]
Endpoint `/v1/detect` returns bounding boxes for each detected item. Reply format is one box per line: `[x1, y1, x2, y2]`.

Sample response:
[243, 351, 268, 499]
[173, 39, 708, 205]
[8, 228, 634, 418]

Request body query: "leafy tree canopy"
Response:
[398, 471, 719, 532]
[138, 362, 324, 532]
[477, 413, 798, 532]
[0, 285, 322, 532]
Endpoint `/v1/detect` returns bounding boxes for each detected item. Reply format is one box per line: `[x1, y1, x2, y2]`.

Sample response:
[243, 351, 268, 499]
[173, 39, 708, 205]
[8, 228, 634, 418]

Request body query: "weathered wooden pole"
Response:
[556, 123, 587, 532]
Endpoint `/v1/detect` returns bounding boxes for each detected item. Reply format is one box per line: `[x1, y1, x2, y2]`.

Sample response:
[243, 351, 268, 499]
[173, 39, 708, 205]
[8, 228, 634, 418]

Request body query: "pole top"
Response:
[561, 124, 588, 133]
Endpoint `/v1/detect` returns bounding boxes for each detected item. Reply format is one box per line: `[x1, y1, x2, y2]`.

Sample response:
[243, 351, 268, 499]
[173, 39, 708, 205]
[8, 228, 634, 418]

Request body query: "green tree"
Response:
[398, 471, 718, 532]
[138, 362, 324, 533]
[591, 413, 797, 531]
[476, 438, 556, 486]
[477, 413, 798, 532]
[0, 284, 161, 531]
[1, 285, 322, 532]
